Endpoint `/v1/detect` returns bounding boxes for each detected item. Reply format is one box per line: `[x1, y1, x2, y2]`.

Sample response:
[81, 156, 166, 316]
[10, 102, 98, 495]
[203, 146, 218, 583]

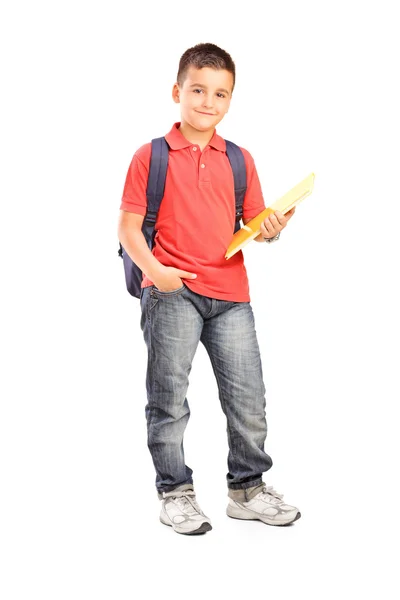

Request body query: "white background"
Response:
[1, 0, 399, 598]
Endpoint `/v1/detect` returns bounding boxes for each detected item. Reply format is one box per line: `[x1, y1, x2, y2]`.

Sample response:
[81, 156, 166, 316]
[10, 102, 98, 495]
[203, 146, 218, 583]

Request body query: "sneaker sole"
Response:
[226, 504, 301, 526]
[159, 514, 213, 535]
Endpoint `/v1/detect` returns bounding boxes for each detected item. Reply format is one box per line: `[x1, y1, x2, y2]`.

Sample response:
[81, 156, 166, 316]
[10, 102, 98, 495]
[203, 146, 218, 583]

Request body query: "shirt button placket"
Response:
[191, 146, 199, 181]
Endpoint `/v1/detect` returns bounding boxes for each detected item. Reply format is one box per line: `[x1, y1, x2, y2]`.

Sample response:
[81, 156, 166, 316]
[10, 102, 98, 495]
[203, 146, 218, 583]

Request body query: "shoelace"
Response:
[260, 485, 284, 503]
[163, 490, 201, 515]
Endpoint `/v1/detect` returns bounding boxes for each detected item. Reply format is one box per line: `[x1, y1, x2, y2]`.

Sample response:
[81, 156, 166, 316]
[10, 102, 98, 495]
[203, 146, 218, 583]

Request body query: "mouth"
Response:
[196, 111, 216, 116]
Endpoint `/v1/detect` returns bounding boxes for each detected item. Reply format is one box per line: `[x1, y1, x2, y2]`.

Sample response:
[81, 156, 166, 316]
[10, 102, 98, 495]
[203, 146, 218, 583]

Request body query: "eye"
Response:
[193, 89, 226, 98]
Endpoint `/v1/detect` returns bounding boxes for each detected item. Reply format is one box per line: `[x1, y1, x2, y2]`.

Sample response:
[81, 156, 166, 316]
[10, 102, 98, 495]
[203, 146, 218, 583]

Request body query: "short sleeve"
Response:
[240, 147, 266, 220]
[119, 143, 152, 215]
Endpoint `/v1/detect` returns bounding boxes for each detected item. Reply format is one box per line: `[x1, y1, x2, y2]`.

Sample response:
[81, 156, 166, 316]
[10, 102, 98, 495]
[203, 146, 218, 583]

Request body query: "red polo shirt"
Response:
[120, 122, 266, 302]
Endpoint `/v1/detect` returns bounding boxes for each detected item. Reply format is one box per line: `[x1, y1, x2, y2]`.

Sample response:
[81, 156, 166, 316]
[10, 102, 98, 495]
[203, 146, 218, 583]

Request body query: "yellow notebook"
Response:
[225, 172, 315, 259]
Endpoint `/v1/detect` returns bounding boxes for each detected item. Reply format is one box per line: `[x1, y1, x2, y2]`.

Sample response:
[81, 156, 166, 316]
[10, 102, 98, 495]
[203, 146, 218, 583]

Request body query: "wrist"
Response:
[148, 261, 166, 282]
[254, 232, 265, 242]
[263, 231, 281, 243]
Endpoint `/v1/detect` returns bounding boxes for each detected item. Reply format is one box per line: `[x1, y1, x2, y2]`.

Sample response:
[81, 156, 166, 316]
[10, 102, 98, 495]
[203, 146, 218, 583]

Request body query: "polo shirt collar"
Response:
[165, 121, 226, 152]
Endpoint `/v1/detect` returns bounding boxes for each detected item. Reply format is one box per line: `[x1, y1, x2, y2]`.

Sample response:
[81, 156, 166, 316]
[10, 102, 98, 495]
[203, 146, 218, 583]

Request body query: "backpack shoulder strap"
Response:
[224, 140, 247, 233]
[145, 136, 170, 224]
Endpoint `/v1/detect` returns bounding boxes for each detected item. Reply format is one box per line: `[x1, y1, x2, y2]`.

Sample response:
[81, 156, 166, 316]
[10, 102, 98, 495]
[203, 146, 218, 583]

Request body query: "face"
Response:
[172, 66, 233, 131]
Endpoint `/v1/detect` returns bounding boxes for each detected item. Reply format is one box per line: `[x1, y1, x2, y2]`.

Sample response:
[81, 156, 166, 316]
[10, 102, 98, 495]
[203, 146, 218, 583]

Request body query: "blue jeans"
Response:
[139, 283, 273, 499]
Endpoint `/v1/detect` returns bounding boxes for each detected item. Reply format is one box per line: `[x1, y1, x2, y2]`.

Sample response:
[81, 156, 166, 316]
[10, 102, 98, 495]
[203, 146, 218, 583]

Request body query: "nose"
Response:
[202, 94, 214, 109]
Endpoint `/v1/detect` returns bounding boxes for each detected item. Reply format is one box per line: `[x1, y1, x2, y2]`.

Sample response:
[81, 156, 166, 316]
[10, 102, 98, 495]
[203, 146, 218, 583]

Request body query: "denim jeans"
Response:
[139, 282, 273, 499]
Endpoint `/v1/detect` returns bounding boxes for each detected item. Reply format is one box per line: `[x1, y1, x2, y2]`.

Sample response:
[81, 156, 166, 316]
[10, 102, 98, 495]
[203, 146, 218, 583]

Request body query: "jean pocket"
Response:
[151, 283, 186, 296]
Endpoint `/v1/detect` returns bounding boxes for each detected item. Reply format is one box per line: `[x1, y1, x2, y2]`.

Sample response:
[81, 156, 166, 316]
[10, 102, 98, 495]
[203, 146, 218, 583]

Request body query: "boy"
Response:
[118, 43, 300, 535]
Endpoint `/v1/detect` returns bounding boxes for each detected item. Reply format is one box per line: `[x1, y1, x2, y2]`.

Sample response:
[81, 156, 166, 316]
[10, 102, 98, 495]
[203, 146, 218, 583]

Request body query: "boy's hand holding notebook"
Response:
[225, 173, 315, 259]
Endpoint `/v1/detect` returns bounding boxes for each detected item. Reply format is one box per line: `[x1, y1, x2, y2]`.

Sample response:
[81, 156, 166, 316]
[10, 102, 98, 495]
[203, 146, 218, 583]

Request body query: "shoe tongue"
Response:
[177, 496, 197, 514]
[268, 496, 281, 504]
[262, 489, 282, 504]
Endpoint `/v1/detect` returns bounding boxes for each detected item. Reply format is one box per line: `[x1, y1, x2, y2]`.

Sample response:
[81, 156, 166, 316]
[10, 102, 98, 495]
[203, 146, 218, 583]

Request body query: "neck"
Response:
[178, 120, 215, 150]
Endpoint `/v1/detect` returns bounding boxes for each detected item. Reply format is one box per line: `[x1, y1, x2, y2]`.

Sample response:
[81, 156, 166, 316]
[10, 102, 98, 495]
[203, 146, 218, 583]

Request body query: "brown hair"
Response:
[177, 43, 236, 93]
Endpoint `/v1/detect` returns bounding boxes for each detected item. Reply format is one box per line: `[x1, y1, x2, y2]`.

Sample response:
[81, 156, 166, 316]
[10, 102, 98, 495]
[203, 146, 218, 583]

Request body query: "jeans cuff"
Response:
[227, 479, 264, 502]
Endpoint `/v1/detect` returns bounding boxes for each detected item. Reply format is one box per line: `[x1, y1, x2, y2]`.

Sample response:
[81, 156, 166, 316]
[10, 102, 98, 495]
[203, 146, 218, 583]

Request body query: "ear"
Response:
[172, 83, 180, 104]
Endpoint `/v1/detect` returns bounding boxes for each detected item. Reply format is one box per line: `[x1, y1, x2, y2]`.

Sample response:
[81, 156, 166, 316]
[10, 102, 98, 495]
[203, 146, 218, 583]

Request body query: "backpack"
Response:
[118, 136, 247, 298]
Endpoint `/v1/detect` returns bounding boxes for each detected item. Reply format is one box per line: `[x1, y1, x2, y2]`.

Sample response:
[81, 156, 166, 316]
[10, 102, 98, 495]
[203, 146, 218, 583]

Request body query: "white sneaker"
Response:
[227, 484, 301, 526]
[160, 485, 212, 535]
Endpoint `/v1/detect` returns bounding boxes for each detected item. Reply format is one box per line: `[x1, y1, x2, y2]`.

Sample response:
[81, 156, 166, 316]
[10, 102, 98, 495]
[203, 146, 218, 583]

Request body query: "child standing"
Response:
[118, 43, 299, 535]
